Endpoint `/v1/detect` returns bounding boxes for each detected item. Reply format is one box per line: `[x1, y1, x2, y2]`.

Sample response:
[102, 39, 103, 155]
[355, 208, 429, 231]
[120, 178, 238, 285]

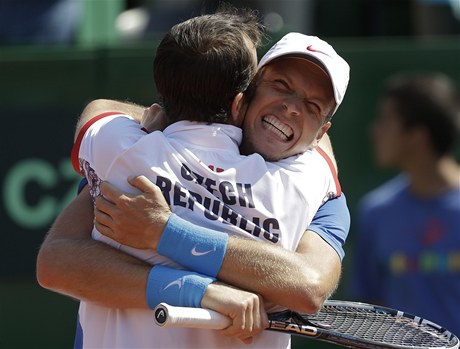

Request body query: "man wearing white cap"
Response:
[38, 24, 351, 349]
[240, 32, 349, 161]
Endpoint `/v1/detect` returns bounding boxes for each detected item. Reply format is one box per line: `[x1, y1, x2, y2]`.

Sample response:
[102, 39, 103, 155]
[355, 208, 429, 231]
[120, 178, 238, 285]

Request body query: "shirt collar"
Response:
[163, 121, 242, 152]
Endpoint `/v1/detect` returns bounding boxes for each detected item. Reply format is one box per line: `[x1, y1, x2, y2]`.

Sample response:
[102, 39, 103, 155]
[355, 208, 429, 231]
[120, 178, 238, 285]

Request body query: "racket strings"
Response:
[304, 305, 457, 348]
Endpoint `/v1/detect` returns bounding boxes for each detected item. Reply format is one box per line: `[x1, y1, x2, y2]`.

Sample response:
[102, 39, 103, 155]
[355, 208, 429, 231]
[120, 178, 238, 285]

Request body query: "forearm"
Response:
[36, 187, 150, 308]
[37, 236, 150, 308]
[218, 233, 341, 314]
[159, 214, 341, 314]
[218, 194, 348, 312]
[75, 99, 147, 141]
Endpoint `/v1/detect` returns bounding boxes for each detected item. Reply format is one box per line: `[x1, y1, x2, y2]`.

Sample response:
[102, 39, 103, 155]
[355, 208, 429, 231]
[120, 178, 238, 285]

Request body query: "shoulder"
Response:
[359, 175, 409, 214]
[86, 113, 142, 136]
[279, 148, 335, 172]
[72, 113, 147, 174]
[82, 113, 148, 149]
[436, 186, 460, 208]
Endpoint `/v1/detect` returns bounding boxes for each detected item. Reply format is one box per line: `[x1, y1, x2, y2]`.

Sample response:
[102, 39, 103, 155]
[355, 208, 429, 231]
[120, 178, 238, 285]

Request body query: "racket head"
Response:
[269, 300, 459, 349]
[316, 300, 459, 349]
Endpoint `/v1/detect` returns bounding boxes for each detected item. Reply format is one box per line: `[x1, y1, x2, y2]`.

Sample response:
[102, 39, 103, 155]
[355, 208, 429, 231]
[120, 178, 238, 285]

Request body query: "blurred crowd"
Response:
[0, 0, 459, 46]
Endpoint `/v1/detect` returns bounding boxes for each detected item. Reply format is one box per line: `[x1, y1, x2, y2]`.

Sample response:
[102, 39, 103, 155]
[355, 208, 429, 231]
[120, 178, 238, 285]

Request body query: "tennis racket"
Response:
[154, 300, 459, 349]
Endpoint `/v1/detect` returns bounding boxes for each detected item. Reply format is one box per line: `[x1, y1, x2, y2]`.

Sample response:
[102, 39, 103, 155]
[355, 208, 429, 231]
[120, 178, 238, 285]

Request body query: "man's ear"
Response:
[230, 92, 245, 127]
[312, 121, 332, 147]
[317, 121, 332, 140]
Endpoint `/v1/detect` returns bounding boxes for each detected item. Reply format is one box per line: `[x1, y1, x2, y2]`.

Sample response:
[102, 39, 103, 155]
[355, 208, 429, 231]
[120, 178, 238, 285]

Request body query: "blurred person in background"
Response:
[0, 0, 82, 45]
[348, 72, 460, 336]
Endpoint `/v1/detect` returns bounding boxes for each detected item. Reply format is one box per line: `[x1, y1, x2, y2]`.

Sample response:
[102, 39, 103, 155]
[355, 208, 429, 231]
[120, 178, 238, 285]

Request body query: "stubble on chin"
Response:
[239, 138, 253, 156]
[240, 139, 282, 162]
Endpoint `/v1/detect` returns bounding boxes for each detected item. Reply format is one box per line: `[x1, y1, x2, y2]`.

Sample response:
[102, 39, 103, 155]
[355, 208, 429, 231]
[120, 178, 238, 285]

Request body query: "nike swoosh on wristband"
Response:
[307, 45, 331, 57]
[163, 279, 183, 290]
[191, 245, 214, 256]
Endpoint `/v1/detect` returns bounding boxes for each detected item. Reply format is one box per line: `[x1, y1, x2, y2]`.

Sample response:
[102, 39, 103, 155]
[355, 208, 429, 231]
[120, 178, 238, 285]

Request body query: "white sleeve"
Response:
[78, 114, 147, 179]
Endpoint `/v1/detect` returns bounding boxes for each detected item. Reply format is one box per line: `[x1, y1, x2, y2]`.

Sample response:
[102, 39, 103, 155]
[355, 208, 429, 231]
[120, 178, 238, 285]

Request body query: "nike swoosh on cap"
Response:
[307, 45, 331, 57]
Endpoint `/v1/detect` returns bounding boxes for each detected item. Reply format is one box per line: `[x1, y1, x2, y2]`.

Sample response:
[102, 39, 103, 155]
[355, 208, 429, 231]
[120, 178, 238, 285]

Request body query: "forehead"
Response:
[263, 57, 329, 78]
[262, 57, 332, 92]
[260, 57, 335, 106]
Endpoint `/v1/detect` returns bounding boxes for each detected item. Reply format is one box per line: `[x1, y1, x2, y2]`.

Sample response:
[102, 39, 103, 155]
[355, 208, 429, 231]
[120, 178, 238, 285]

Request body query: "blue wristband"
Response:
[157, 213, 228, 277]
[146, 265, 216, 310]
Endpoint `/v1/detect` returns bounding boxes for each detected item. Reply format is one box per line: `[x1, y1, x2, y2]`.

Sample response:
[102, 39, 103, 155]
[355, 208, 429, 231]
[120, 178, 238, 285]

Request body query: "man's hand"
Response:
[201, 282, 268, 344]
[94, 175, 171, 250]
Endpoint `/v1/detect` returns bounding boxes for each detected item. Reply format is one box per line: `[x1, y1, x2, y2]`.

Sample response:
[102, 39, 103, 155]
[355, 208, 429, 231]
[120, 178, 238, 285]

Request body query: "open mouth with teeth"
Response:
[262, 115, 294, 141]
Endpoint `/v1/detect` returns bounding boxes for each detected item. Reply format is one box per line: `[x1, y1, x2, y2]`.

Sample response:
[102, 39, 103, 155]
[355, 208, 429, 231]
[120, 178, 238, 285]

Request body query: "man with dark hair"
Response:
[153, 7, 261, 124]
[349, 72, 460, 337]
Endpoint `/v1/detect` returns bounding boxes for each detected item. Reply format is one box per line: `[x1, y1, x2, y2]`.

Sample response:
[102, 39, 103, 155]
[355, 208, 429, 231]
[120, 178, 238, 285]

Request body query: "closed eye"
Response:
[270, 79, 292, 94]
[306, 100, 321, 115]
[305, 100, 327, 121]
[273, 79, 290, 89]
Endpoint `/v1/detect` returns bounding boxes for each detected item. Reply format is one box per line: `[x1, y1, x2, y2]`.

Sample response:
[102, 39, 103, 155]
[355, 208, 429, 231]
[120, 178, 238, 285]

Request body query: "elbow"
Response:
[36, 249, 53, 290]
[294, 274, 334, 314]
[295, 292, 326, 315]
[309, 291, 329, 314]
[36, 244, 62, 291]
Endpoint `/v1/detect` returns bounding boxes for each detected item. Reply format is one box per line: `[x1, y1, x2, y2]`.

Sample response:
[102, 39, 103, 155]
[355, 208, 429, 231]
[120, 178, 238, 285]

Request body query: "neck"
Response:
[403, 155, 460, 197]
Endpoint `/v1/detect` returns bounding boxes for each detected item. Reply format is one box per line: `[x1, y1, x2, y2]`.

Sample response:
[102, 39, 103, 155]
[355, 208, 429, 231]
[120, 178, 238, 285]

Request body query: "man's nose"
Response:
[282, 96, 302, 116]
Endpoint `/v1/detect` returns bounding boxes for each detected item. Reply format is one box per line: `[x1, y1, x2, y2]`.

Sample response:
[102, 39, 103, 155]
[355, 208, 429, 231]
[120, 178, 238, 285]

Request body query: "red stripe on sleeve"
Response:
[316, 146, 342, 196]
[71, 112, 123, 174]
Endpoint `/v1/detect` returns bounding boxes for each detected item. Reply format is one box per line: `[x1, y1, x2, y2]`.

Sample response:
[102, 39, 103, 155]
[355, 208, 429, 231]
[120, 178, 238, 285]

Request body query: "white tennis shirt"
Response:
[72, 113, 340, 349]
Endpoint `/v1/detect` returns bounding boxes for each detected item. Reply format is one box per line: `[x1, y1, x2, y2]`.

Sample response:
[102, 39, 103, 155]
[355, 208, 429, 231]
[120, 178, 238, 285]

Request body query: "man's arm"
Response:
[219, 191, 349, 312]
[36, 186, 269, 342]
[220, 226, 341, 313]
[74, 99, 147, 141]
[95, 176, 349, 314]
[36, 186, 151, 308]
[37, 178, 347, 314]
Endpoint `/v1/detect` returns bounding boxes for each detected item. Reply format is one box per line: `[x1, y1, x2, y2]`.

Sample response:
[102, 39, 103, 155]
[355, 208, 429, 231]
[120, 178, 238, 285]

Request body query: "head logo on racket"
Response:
[155, 308, 167, 325]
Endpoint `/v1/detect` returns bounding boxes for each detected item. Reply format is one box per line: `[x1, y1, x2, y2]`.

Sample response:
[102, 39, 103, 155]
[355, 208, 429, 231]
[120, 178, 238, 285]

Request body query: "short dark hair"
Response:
[383, 72, 460, 156]
[153, 4, 264, 124]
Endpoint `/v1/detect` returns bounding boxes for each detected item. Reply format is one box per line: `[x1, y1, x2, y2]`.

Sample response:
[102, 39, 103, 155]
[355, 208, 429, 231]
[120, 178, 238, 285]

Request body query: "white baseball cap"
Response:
[258, 32, 350, 116]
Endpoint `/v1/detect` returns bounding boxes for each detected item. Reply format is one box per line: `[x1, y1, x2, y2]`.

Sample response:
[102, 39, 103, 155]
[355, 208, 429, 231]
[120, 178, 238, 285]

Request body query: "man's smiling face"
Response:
[240, 57, 335, 161]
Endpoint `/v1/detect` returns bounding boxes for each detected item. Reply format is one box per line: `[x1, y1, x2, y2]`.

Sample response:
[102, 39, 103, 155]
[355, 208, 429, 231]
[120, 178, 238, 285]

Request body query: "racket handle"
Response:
[154, 303, 232, 329]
